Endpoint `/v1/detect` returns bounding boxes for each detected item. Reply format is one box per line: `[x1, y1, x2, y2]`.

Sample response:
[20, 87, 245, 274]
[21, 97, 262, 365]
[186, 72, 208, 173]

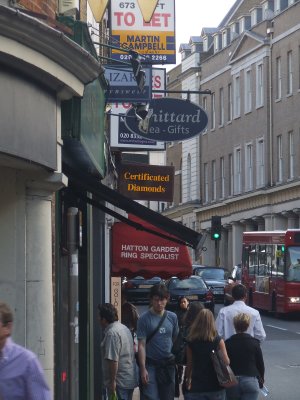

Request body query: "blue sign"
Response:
[124, 98, 208, 142]
[104, 66, 152, 102]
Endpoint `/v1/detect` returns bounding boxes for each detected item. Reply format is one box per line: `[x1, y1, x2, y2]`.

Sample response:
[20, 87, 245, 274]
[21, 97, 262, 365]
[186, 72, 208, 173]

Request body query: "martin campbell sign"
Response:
[124, 98, 208, 142]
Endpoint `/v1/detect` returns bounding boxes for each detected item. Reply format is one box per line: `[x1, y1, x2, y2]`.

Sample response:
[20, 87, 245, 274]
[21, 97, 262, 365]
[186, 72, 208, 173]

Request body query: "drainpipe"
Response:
[267, 25, 274, 186]
[67, 207, 79, 400]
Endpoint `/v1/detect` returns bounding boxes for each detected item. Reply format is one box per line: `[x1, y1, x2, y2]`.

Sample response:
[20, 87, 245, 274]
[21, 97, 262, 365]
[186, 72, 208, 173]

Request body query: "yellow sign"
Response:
[88, 0, 109, 22]
[137, 0, 159, 22]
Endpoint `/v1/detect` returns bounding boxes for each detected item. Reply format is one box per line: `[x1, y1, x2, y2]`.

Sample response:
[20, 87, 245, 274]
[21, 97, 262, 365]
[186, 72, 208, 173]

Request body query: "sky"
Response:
[174, 0, 237, 64]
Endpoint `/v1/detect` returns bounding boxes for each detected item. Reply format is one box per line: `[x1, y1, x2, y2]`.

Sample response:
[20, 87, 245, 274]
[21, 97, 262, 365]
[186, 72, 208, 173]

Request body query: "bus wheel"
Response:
[248, 290, 253, 307]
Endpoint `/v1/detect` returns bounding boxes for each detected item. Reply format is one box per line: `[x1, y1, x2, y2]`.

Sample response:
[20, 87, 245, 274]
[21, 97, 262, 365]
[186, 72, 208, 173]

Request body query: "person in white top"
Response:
[216, 284, 266, 342]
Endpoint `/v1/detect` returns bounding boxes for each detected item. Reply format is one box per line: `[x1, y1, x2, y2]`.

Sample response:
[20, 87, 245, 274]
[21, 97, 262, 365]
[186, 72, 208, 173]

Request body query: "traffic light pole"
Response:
[215, 240, 220, 267]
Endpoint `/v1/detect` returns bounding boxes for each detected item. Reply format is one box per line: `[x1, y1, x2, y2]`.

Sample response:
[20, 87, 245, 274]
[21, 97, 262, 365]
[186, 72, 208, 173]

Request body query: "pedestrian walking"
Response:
[0, 301, 51, 400]
[137, 283, 179, 400]
[98, 303, 138, 400]
[173, 296, 189, 397]
[185, 308, 230, 400]
[225, 313, 265, 400]
[180, 301, 205, 397]
[215, 284, 266, 341]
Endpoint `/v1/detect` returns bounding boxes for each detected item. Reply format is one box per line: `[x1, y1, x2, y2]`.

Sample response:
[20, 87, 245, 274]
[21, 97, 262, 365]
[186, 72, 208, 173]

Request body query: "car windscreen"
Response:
[169, 278, 206, 289]
[196, 268, 225, 280]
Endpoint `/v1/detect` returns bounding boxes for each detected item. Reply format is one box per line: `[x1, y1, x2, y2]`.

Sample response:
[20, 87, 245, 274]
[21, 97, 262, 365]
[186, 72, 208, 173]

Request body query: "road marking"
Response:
[266, 324, 287, 331]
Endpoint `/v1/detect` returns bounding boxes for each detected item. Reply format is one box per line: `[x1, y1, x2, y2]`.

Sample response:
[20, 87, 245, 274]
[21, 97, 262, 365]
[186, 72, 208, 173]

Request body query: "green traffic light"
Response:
[281, 245, 285, 252]
[213, 233, 220, 239]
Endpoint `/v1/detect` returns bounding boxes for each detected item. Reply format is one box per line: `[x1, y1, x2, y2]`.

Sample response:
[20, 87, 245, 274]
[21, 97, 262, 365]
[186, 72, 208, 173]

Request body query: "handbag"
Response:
[210, 347, 238, 388]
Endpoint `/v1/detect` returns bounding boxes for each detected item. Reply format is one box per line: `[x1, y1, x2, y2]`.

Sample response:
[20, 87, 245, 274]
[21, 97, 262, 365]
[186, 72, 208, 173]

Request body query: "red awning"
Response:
[111, 215, 192, 279]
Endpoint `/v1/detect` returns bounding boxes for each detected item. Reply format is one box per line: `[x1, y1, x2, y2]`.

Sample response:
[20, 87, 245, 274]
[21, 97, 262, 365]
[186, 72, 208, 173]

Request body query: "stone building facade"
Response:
[164, 0, 300, 269]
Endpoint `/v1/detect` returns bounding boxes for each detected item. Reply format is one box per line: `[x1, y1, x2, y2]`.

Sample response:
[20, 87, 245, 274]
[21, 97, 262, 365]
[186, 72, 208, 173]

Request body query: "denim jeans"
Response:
[116, 387, 134, 400]
[142, 363, 175, 400]
[103, 387, 134, 400]
[226, 376, 259, 400]
[184, 389, 225, 400]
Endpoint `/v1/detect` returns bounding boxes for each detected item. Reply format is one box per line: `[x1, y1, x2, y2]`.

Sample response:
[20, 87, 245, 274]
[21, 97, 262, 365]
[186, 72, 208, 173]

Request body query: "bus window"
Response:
[274, 245, 285, 276]
[286, 247, 300, 282]
[249, 245, 257, 275]
[258, 245, 267, 275]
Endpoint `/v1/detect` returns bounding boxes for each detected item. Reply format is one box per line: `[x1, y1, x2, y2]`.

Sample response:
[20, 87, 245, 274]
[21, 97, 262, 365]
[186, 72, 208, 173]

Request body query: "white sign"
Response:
[110, 68, 166, 150]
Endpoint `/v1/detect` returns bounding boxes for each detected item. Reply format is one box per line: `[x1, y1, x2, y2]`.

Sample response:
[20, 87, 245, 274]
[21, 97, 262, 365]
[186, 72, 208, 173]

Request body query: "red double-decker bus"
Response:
[242, 230, 300, 314]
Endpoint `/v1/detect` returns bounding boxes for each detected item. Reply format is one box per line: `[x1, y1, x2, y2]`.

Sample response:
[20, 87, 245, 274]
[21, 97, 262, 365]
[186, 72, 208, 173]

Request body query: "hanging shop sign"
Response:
[118, 163, 174, 201]
[124, 98, 208, 142]
[111, 215, 193, 279]
[110, 68, 166, 150]
[104, 65, 152, 102]
[110, 0, 175, 64]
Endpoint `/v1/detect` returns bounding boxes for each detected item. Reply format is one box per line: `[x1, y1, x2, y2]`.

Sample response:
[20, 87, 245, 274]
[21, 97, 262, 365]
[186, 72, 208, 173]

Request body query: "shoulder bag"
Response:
[146, 311, 167, 343]
[210, 338, 238, 388]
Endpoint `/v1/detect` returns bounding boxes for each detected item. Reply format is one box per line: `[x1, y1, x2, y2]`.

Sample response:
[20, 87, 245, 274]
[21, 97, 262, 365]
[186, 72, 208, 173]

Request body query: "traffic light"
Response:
[211, 216, 222, 240]
[130, 51, 146, 92]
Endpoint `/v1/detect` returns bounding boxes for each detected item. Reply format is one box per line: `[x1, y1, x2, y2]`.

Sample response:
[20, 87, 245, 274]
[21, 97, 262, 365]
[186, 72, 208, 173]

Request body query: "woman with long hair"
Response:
[185, 308, 230, 400]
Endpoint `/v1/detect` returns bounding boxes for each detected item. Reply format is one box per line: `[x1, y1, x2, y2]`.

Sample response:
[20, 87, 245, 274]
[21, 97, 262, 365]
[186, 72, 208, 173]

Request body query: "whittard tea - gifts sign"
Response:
[118, 163, 174, 201]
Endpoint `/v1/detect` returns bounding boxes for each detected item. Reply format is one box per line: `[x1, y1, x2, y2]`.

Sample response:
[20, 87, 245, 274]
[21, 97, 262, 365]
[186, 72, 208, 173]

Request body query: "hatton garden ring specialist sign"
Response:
[124, 98, 208, 142]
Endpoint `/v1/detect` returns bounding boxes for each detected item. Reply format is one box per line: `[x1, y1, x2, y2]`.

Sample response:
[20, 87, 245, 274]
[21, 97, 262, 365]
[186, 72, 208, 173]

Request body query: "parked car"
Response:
[224, 264, 242, 305]
[165, 276, 215, 314]
[193, 266, 229, 303]
[122, 276, 162, 303]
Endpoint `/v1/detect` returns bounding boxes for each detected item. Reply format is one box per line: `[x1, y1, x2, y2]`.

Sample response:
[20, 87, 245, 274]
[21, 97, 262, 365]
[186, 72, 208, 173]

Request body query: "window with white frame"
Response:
[287, 50, 293, 95]
[229, 154, 234, 196]
[204, 163, 209, 203]
[234, 147, 242, 194]
[212, 160, 217, 200]
[277, 135, 283, 182]
[203, 97, 208, 132]
[288, 131, 294, 179]
[256, 138, 265, 187]
[203, 37, 208, 52]
[245, 69, 252, 113]
[256, 63, 264, 107]
[228, 83, 233, 122]
[187, 154, 192, 201]
[275, 0, 281, 13]
[220, 157, 225, 198]
[222, 30, 227, 47]
[211, 93, 215, 130]
[245, 143, 253, 191]
[233, 75, 240, 118]
[275, 57, 282, 100]
[219, 88, 224, 126]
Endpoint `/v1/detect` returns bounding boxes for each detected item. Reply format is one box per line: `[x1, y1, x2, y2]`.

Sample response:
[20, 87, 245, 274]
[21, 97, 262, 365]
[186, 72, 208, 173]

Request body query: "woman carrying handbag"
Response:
[185, 309, 230, 400]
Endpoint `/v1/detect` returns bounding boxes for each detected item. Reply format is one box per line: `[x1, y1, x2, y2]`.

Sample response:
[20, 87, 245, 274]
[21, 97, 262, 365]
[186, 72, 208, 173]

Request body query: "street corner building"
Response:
[0, 1, 103, 396]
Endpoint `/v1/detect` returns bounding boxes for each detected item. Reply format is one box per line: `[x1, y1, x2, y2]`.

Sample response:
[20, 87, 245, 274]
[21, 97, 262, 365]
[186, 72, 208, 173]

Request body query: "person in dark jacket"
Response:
[225, 313, 265, 400]
[176, 296, 190, 328]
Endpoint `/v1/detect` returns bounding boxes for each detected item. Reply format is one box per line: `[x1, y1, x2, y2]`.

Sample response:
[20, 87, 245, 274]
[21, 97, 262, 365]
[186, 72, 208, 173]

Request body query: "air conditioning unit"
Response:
[59, 0, 79, 14]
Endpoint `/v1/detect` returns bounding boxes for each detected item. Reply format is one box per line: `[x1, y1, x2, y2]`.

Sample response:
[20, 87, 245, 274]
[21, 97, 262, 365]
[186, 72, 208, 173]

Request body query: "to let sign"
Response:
[118, 163, 174, 201]
[124, 97, 208, 142]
